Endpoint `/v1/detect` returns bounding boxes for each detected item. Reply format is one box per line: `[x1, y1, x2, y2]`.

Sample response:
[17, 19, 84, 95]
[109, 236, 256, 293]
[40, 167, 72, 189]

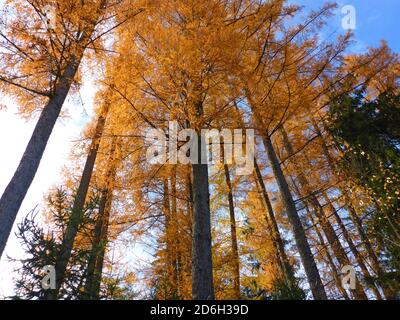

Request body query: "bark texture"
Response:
[191, 100, 214, 300]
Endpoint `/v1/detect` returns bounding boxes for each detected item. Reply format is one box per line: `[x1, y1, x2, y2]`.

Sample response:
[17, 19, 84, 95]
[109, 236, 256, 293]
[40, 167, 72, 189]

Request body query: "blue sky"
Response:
[291, 0, 400, 53]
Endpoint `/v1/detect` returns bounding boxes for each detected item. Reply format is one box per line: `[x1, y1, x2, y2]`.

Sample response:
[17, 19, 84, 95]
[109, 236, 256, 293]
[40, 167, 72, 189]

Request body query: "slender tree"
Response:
[0, 0, 110, 258]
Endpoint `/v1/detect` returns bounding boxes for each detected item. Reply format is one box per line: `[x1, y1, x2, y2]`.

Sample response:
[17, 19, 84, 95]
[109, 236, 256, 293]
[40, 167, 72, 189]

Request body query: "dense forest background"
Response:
[0, 0, 399, 300]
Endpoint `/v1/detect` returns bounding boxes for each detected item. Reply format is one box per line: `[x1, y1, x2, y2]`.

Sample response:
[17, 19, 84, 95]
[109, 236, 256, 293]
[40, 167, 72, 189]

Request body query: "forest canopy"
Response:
[0, 0, 399, 300]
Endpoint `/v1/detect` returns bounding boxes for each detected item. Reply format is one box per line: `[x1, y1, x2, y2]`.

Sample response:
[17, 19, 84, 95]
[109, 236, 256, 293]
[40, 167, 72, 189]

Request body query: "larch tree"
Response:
[4, 0, 399, 301]
[0, 0, 140, 258]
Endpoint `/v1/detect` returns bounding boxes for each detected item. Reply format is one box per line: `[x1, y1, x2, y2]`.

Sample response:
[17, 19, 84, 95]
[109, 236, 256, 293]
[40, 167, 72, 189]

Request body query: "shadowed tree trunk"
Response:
[279, 125, 367, 300]
[264, 135, 327, 300]
[170, 167, 181, 298]
[311, 118, 394, 299]
[254, 159, 297, 286]
[163, 178, 175, 298]
[245, 93, 326, 299]
[83, 185, 113, 299]
[163, 172, 180, 299]
[46, 104, 109, 299]
[305, 207, 350, 300]
[322, 193, 383, 299]
[191, 100, 214, 300]
[83, 139, 117, 300]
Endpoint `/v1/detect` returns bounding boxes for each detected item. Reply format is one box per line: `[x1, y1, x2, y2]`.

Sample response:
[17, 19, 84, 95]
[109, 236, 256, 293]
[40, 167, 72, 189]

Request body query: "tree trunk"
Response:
[279, 126, 367, 300]
[83, 185, 113, 300]
[223, 163, 241, 299]
[83, 207, 104, 300]
[311, 118, 394, 298]
[254, 159, 297, 285]
[48, 105, 109, 299]
[306, 207, 350, 300]
[245, 93, 326, 299]
[191, 100, 214, 300]
[322, 194, 383, 300]
[170, 167, 182, 298]
[264, 135, 327, 300]
[0, 5, 105, 259]
[0, 59, 81, 258]
[163, 175, 180, 299]
[92, 186, 113, 299]
[83, 139, 117, 300]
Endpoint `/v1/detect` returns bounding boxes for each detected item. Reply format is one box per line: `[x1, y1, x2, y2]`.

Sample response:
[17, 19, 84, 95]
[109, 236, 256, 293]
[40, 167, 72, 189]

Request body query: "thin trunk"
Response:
[322, 194, 383, 300]
[254, 159, 296, 285]
[84, 186, 113, 300]
[83, 140, 117, 300]
[264, 135, 327, 299]
[163, 178, 176, 299]
[163, 170, 179, 299]
[91, 186, 113, 299]
[0, 5, 105, 259]
[311, 118, 394, 298]
[83, 208, 103, 299]
[223, 163, 241, 299]
[191, 100, 214, 300]
[170, 167, 181, 298]
[246, 93, 326, 299]
[279, 126, 367, 300]
[48, 105, 109, 299]
[306, 208, 350, 300]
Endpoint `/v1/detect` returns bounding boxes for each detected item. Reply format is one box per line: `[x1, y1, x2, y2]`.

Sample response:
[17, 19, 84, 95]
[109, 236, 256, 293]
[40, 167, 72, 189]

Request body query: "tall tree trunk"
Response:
[254, 159, 297, 286]
[311, 118, 394, 298]
[83, 205, 104, 300]
[223, 163, 241, 299]
[191, 100, 214, 300]
[245, 93, 326, 299]
[47, 105, 109, 299]
[0, 6, 105, 259]
[83, 185, 113, 300]
[264, 135, 327, 300]
[92, 186, 113, 299]
[163, 178, 175, 299]
[322, 194, 383, 300]
[0, 59, 80, 258]
[170, 167, 181, 298]
[279, 126, 368, 300]
[83, 139, 117, 300]
[163, 172, 179, 299]
[306, 206, 350, 300]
